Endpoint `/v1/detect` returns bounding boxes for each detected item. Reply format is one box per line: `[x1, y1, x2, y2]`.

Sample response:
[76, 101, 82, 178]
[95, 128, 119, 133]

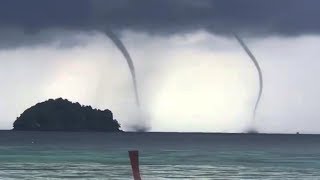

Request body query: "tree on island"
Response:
[13, 98, 122, 132]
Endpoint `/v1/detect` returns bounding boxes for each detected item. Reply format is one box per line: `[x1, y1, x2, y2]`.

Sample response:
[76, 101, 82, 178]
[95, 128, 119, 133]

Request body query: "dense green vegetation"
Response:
[13, 98, 121, 132]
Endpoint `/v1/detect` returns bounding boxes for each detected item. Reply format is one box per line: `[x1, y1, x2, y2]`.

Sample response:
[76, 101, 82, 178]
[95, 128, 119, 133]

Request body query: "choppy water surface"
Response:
[0, 131, 319, 179]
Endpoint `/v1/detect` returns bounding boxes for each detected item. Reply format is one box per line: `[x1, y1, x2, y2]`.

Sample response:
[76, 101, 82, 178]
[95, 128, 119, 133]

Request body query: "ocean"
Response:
[0, 131, 319, 179]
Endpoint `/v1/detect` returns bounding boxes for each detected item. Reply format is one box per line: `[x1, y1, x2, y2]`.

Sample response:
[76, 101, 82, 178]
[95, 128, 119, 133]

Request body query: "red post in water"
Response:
[129, 150, 142, 180]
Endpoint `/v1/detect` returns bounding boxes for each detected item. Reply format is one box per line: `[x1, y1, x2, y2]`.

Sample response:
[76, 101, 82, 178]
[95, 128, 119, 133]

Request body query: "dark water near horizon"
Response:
[0, 131, 319, 179]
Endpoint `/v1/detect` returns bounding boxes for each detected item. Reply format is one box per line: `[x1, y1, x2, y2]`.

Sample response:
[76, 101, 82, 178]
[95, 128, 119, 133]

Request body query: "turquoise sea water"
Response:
[0, 131, 319, 179]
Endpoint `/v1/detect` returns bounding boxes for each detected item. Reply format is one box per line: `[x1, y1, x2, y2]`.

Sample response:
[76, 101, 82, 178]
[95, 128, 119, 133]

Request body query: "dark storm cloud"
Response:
[0, 0, 319, 36]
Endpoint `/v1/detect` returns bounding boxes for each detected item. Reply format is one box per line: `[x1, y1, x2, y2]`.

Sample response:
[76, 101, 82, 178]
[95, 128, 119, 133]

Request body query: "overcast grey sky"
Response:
[0, 0, 319, 133]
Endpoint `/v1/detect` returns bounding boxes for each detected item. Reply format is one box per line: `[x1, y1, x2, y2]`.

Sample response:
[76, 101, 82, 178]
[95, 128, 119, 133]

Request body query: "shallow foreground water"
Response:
[0, 131, 319, 179]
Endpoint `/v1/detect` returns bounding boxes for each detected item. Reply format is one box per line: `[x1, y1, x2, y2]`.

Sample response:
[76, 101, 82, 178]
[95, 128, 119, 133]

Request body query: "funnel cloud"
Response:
[234, 34, 263, 122]
[0, 1, 320, 133]
[105, 29, 140, 106]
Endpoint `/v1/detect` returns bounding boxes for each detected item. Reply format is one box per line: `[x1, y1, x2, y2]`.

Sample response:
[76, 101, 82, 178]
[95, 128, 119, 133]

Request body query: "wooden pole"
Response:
[129, 150, 142, 180]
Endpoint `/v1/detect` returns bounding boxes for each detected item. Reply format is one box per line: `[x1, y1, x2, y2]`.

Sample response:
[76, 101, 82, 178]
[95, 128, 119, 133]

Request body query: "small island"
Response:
[13, 98, 122, 132]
